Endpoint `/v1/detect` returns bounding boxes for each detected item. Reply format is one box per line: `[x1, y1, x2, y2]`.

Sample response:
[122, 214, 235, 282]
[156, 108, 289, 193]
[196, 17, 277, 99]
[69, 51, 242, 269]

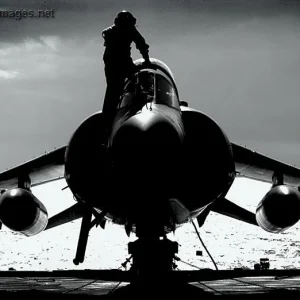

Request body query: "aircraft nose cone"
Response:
[112, 112, 182, 172]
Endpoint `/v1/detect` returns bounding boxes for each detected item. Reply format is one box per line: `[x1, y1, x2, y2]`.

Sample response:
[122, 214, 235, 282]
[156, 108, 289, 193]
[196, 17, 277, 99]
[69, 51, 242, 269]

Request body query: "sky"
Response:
[0, 0, 300, 170]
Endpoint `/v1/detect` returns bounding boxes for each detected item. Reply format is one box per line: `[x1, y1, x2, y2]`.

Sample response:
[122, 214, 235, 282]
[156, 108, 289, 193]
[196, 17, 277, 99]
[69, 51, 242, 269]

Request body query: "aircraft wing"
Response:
[232, 142, 300, 187]
[0, 146, 90, 232]
[214, 143, 300, 229]
[0, 146, 66, 190]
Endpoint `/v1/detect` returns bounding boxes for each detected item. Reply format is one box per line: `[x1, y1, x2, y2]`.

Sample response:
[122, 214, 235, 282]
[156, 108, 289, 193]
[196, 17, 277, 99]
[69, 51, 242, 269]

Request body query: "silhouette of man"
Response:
[102, 11, 150, 136]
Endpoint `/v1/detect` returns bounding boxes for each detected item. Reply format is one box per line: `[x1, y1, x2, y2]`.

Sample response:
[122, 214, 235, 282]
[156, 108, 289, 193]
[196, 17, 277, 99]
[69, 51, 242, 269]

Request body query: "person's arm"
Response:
[132, 27, 150, 63]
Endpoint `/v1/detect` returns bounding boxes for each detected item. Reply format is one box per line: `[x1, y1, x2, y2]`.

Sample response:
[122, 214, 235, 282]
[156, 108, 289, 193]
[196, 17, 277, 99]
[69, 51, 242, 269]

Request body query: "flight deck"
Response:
[1, 270, 300, 299]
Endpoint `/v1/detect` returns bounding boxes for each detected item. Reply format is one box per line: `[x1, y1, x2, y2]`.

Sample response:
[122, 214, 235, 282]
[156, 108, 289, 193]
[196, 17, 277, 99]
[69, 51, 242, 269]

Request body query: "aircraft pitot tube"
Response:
[256, 185, 300, 233]
[0, 188, 48, 236]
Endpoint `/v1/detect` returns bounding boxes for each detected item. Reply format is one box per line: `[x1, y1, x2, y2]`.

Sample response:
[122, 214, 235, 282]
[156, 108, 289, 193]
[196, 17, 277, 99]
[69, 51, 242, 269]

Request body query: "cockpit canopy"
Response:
[118, 69, 180, 110]
[134, 58, 175, 82]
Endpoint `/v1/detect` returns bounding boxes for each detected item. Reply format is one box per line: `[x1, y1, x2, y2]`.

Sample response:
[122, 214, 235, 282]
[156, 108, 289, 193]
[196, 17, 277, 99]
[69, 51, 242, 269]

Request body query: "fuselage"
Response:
[64, 58, 236, 234]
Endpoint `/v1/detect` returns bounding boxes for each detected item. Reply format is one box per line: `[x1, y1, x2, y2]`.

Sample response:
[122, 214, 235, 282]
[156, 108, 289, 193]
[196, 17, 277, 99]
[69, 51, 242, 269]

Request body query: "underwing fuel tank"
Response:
[256, 185, 300, 233]
[0, 188, 48, 236]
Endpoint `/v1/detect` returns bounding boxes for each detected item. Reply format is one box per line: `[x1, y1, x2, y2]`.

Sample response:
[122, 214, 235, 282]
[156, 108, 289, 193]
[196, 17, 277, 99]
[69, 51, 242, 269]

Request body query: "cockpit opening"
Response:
[118, 69, 180, 110]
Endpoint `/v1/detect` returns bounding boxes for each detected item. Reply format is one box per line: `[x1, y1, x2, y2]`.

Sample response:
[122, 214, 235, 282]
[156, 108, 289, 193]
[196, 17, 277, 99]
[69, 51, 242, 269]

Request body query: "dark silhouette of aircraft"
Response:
[1, 58, 300, 295]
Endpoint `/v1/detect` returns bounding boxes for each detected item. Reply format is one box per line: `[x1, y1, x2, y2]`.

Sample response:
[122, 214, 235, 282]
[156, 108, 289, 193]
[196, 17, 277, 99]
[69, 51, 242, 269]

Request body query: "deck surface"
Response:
[193, 276, 300, 295]
[1, 271, 300, 298]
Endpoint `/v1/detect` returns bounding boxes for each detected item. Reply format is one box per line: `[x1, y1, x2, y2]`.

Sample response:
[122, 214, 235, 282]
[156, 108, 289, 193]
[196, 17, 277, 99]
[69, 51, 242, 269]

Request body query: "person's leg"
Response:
[102, 66, 126, 141]
[103, 67, 117, 114]
[103, 60, 135, 113]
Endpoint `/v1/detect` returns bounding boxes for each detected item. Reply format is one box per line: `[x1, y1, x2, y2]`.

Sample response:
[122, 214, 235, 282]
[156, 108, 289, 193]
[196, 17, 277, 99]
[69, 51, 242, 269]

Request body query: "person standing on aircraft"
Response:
[102, 10, 151, 135]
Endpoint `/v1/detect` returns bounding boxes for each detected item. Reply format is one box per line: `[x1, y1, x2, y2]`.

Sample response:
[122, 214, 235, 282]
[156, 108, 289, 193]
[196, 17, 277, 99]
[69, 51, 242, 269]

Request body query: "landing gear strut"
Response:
[128, 236, 178, 277]
[73, 208, 107, 265]
[73, 208, 93, 265]
[127, 220, 178, 286]
[112, 222, 207, 298]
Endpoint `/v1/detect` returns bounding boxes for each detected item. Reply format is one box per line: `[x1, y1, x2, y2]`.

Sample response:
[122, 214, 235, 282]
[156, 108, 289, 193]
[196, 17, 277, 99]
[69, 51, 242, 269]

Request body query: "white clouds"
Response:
[0, 35, 102, 81]
[39, 35, 61, 52]
[0, 32, 103, 166]
[0, 69, 19, 79]
[23, 38, 46, 52]
[0, 38, 60, 80]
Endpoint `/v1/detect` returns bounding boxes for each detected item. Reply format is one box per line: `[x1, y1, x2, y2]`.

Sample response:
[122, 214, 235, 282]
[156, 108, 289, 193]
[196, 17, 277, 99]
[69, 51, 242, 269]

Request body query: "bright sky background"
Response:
[2, 177, 280, 271]
[3, 178, 300, 271]
[0, 0, 300, 170]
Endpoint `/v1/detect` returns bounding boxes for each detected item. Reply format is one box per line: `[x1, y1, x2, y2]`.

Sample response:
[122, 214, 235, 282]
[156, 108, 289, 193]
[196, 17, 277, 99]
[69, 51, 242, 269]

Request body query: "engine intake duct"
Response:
[0, 188, 48, 236]
[256, 185, 300, 233]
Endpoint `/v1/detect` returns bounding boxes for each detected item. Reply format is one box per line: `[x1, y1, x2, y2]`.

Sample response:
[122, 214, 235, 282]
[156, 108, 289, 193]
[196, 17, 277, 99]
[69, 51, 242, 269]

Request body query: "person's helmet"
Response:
[114, 10, 136, 28]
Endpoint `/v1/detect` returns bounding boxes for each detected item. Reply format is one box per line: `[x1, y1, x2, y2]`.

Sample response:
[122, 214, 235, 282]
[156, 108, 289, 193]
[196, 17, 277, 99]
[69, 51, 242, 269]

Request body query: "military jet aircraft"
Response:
[1, 58, 300, 291]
